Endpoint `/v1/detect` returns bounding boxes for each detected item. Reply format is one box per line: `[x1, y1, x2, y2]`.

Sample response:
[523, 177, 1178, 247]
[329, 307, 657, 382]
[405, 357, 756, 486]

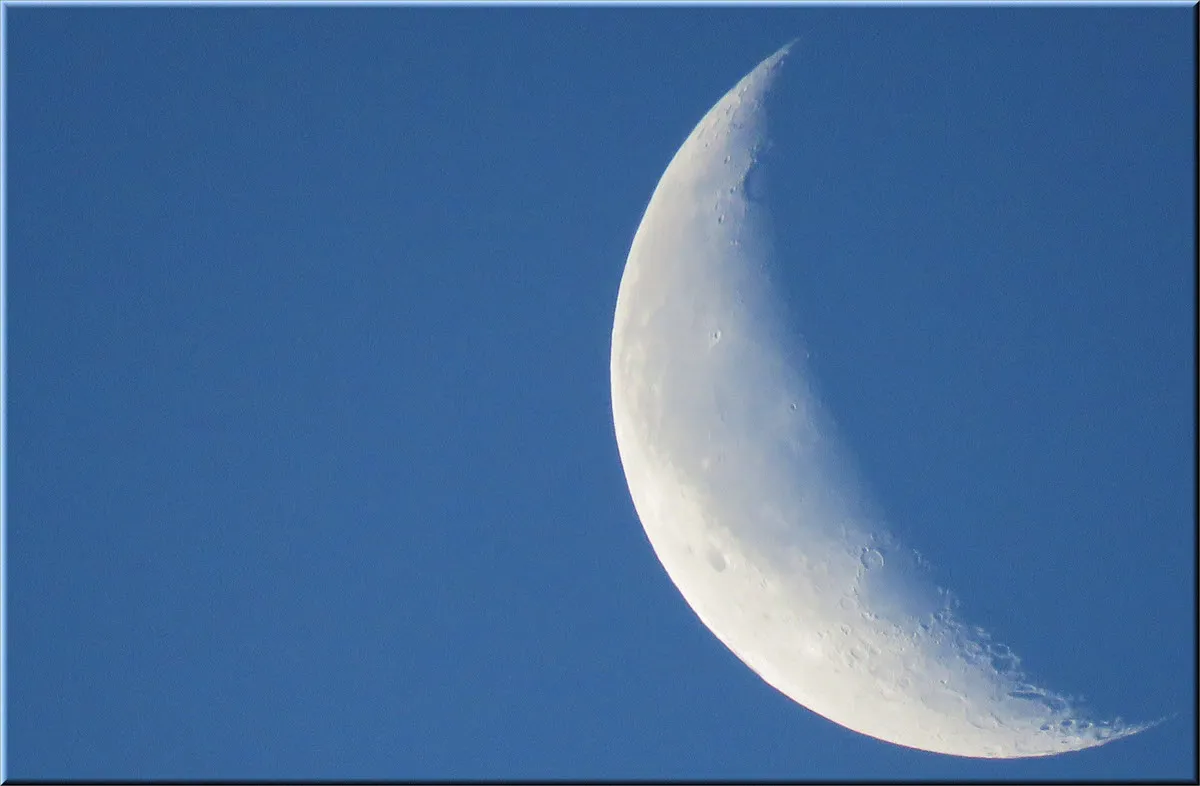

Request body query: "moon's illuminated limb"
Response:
[609, 43, 1150, 758]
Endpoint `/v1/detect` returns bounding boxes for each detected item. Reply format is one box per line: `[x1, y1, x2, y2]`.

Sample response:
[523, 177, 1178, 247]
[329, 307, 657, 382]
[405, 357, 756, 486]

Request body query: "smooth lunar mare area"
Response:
[610, 44, 1150, 758]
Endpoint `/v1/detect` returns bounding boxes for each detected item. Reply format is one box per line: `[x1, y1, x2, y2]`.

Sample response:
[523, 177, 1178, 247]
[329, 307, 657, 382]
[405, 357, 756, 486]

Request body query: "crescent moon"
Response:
[610, 44, 1150, 759]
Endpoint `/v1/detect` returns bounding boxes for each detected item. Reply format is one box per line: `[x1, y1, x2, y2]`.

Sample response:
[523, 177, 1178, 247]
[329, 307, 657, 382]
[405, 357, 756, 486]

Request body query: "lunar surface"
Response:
[610, 43, 1150, 758]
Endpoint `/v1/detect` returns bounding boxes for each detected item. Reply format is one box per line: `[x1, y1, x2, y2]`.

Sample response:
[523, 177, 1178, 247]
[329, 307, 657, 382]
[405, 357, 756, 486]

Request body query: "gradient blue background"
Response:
[4, 5, 1195, 781]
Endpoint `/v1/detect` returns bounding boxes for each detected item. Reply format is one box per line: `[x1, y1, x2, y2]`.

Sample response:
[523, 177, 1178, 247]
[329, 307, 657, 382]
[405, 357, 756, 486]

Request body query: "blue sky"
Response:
[4, 4, 1195, 781]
